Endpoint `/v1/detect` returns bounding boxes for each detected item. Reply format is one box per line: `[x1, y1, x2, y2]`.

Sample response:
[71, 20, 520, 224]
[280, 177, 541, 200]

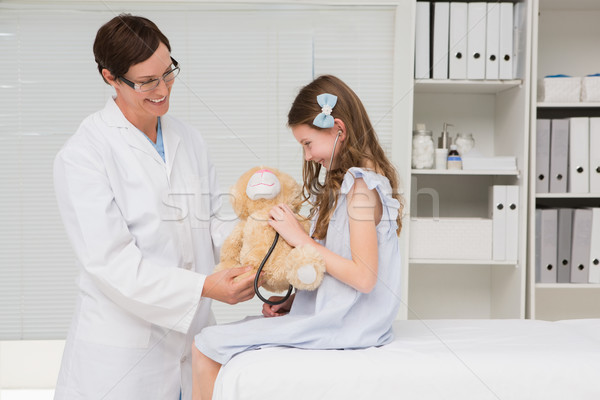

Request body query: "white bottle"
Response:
[435, 148, 448, 170]
[447, 144, 462, 170]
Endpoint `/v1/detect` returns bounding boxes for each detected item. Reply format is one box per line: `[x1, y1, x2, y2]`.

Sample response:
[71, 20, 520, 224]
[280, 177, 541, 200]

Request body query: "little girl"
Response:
[192, 74, 404, 400]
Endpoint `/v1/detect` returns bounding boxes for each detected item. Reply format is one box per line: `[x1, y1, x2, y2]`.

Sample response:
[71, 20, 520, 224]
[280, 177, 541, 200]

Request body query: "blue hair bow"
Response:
[312, 93, 338, 128]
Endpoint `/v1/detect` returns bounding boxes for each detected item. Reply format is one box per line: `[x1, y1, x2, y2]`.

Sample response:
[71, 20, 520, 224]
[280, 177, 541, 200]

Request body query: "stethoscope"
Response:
[254, 130, 341, 306]
[254, 232, 293, 306]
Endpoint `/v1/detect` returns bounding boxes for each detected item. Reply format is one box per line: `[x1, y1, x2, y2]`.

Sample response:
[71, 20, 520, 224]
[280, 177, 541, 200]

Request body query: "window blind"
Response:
[0, 2, 396, 338]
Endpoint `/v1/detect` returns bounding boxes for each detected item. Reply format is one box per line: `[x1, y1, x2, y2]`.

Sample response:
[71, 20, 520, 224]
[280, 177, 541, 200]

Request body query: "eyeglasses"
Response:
[118, 57, 180, 92]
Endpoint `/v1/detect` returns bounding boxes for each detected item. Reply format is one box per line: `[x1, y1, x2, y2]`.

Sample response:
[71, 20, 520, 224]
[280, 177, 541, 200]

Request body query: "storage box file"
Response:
[537, 77, 581, 102]
[581, 75, 600, 102]
[409, 218, 492, 260]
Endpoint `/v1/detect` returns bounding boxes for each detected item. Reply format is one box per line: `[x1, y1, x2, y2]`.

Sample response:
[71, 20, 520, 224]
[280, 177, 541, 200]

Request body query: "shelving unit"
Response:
[536, 284, 600, 290]
[411, 169, 519, 176]
[527, 0, 600, 320]
[414, 79, 523, 94]
[538, 102, 600, 108]
[410, 259, 518, 266]
[537, 193, 600, 199]
[405, 0, 532, 320]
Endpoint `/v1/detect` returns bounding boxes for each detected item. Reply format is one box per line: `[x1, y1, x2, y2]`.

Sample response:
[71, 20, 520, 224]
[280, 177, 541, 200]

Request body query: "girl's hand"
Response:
[268, 203, 311, 248]
[262, 293, 295, 317]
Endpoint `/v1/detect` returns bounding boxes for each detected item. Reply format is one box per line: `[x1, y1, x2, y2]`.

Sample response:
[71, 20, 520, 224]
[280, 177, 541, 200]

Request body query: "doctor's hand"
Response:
[202, 266, 256, 304]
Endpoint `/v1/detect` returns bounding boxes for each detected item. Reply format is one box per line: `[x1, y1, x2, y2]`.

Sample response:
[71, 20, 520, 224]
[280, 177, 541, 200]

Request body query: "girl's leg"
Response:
[192, 344, 222, 400]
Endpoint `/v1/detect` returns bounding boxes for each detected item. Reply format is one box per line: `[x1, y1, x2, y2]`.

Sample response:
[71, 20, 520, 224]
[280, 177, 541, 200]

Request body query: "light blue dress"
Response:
[195, 167, 402, 365]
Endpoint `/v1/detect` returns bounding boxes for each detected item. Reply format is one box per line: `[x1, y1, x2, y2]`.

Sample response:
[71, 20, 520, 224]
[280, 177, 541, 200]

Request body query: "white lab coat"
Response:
[53, 97, 232, 400]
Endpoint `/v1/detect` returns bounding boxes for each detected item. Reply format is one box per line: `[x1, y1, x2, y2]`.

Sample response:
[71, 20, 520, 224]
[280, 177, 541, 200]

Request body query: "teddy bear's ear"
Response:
[229, 184, 247, 219]
[276, 170, 303, 212]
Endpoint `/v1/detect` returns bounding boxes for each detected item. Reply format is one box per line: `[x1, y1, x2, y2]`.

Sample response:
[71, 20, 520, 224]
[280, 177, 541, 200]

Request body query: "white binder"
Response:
[490, 185, 507, 261]
[485, 2, 500, 80]
[432, 2, 450, 80]
[499, 2, 514, 79]
[536, 119, 551, 194]
[549, 119, 569, 193]
[467, 2, 486, 80]
[535, 209, 557, 283]
[415, 2, 431, 80]
[571, 208, 592, 283]
[568, 117, 590, 193]
[590, 118, 600, 193]
[557, 208, 573, 284]
[449, 2, 468, 80]
[589, 208, 600, 283]
[504, 185, 519, 261]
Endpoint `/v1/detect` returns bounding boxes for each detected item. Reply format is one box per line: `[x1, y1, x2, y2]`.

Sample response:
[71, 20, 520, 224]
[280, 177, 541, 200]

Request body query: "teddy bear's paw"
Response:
[287, 264, 320, 290]
[297, 264, 318, 285]
[285, 246, 326, 290]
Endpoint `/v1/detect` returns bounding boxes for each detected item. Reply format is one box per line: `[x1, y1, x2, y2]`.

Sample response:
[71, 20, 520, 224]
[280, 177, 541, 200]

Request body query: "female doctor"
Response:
[53, 14, 255, 399]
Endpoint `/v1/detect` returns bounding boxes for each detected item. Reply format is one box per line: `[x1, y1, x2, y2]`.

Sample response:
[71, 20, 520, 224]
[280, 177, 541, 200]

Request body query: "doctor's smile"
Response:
[148, 95, 167, 104]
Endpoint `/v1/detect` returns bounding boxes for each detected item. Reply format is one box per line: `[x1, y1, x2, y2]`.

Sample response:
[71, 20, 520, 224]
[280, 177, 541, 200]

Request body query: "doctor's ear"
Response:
[101, 68, 118, 86]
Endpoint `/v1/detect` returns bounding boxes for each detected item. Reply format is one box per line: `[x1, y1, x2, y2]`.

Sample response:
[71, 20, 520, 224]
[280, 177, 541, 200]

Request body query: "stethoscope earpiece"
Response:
[328, 130, 342, 170]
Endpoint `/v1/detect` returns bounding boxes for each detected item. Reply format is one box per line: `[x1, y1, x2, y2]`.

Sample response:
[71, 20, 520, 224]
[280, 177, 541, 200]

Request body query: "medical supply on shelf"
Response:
[435, 148, 448, 170]
[447, 144, 462, 170]
[438, 122, 453, 149]
[455, 133, 475, 156]
[412, 123, 435, 169]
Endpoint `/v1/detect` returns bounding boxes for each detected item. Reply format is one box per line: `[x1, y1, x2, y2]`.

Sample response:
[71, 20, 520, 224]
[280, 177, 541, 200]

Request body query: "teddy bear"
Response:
[215, 166, 326, 300]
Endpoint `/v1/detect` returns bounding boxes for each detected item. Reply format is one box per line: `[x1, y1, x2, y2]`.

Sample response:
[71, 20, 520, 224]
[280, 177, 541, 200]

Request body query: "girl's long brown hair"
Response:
[287, 75, 403, 239]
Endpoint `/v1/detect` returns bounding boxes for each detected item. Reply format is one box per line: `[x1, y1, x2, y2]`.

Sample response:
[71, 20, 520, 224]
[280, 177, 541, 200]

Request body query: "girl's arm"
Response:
[268, 178, 381, 293]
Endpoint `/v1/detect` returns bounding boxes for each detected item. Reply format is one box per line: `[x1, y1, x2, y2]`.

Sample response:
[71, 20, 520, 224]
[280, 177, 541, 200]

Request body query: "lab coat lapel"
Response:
[122, 128, 165, 166]
[100, 97, 166, 166]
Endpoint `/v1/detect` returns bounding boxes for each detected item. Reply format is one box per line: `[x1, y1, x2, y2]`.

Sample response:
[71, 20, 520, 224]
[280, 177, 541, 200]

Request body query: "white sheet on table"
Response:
[213, 319, 600, 400]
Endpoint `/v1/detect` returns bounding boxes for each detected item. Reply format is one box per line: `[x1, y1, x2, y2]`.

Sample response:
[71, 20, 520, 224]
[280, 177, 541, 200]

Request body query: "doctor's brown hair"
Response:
[287, 75, 404, 240]
[93, 14, 171, 84]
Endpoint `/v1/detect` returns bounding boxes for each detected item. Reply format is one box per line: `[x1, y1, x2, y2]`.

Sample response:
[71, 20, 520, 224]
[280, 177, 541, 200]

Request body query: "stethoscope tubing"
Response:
[254, 232, 294, 306]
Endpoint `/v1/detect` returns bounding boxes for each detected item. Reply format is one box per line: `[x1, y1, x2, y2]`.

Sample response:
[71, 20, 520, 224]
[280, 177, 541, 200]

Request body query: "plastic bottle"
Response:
[435, 148, 448, 170]
[447, 144, 462, 170]
[438, 122, 453, 149]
